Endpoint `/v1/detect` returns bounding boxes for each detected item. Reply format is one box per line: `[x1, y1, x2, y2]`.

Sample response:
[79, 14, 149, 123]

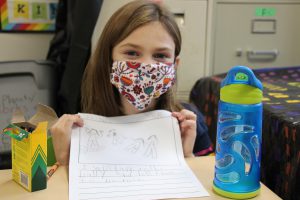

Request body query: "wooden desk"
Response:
[0, 156, 281, 200]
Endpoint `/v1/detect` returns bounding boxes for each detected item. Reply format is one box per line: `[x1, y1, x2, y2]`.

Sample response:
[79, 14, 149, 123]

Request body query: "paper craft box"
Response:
[2, 104, 57, 192]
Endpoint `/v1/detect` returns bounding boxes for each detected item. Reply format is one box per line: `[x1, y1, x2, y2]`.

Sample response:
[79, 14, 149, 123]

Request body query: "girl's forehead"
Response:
[117, 21, 175, 50]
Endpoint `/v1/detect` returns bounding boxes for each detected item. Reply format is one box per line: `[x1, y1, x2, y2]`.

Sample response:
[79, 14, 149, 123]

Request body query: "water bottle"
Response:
[213, 66, 263, 199]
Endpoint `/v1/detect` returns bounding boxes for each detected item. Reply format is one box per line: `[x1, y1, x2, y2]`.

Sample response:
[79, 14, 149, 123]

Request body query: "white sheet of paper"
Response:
[69, 110, 209, 200]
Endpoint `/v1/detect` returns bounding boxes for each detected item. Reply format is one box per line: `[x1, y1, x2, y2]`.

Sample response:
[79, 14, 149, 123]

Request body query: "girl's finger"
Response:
[73, 115, 84, 127]
[179, 109, 197, 121]
[172, 112, 186, 122]
[61, 114, 84, 128]
[180, 120, 196, 131]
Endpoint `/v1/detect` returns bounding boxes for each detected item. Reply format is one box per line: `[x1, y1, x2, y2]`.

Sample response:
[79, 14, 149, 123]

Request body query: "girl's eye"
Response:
[125, 51, 140, 57]
[153, 53, 169, 60]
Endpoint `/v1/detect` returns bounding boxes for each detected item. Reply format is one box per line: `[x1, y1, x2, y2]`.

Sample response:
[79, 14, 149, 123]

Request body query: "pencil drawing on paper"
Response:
[80, 126, 158, 160]
[125, 135, 158, 159]
[83, 127, 102, 152]
[70, 112, 209, 200]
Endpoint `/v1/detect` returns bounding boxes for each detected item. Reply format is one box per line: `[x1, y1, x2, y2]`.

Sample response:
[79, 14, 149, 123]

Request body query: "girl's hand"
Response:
[50, 114, 84, 165]
[172, 109, 197, 157]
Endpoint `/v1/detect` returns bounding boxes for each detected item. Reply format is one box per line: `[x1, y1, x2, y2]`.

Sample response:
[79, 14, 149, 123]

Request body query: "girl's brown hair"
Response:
[81, 0, 182, 116]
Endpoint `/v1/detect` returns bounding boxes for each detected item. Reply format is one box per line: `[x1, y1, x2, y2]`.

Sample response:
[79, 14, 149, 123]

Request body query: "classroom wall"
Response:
[0, 33, 54, 61]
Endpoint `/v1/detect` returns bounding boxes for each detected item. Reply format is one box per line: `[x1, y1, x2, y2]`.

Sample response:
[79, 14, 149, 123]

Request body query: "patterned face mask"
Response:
[110, 61, 176, 110]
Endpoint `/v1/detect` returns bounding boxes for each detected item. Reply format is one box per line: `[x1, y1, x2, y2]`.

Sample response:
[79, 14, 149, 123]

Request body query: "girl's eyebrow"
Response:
[155, 47, 172, 52]
[119, 43, 141, 49]
[119, 43, 173, 52]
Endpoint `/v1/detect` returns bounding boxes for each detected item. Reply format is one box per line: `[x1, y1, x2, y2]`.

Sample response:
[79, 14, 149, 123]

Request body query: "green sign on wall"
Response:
[255, 8, 276, 17]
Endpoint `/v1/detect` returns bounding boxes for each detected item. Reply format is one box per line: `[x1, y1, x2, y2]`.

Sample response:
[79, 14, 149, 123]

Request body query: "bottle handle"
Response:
[221, 66, 263, 90]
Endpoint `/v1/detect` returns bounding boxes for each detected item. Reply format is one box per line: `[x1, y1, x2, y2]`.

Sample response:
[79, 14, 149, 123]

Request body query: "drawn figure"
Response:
[109, 129, 126, 145]
[125, 138, 144, 154]
[86, 128, 103, 152]
[144, 135, 158, 159]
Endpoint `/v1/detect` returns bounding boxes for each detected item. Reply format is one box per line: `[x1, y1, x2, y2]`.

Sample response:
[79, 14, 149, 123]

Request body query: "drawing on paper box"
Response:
[80, 126, 158, 161]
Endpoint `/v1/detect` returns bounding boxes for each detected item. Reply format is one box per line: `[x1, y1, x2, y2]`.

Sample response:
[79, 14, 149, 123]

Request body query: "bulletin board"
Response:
[0, 0, 58, 32]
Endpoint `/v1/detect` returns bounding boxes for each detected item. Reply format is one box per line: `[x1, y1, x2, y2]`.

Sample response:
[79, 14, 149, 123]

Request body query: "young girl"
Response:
[51, 0, 198, 165]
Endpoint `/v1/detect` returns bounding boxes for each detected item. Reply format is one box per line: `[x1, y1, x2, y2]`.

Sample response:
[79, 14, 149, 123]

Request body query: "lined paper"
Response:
[69, 110, 209, 200]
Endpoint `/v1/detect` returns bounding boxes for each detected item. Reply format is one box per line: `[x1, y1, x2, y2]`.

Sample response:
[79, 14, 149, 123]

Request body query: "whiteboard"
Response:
[0, 75, 50, 152]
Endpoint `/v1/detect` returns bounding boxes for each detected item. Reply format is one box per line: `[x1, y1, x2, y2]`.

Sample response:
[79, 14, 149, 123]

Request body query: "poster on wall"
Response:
[0, 0, 58, 32]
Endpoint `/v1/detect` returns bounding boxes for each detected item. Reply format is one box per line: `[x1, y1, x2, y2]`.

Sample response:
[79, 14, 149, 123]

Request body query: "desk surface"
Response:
[0, 156, 281, 200]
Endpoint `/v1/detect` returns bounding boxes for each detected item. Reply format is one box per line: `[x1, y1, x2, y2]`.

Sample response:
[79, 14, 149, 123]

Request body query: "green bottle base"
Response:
[213, 184, 260, 199]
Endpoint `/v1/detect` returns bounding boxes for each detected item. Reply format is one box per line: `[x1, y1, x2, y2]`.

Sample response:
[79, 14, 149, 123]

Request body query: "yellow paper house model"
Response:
[2, 104, 57, 192]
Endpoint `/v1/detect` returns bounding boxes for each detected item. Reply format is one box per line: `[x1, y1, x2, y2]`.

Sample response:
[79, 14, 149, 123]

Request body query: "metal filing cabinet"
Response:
[92, 0, 209, 101]
[209, 0, 300, 74]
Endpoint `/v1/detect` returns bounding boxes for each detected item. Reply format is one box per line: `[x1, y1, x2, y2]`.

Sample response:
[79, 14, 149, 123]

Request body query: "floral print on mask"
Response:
[111, 61, 176, 110]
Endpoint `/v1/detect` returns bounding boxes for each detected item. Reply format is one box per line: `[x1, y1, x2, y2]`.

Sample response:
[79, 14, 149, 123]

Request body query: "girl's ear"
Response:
[174, 56, 180, 70]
